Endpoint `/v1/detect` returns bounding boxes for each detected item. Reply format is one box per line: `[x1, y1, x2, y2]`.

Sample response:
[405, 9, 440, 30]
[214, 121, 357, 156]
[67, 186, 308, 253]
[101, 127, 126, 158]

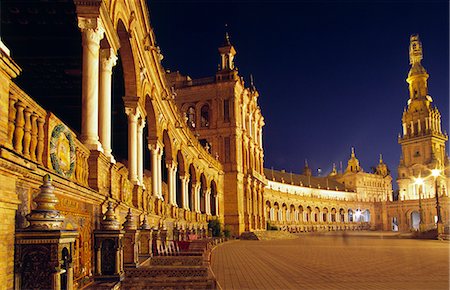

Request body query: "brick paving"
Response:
[211, 233, 450, 289]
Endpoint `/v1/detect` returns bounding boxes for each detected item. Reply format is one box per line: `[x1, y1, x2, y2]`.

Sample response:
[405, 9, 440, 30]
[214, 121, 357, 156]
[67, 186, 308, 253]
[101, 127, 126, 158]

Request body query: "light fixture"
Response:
[414, 176, 424, 185]
[431, 168, 441, 178]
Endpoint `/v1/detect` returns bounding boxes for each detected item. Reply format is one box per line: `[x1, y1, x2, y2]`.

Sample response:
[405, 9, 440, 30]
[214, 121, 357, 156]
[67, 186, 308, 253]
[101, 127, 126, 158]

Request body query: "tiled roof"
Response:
[264, 168, 346, 191]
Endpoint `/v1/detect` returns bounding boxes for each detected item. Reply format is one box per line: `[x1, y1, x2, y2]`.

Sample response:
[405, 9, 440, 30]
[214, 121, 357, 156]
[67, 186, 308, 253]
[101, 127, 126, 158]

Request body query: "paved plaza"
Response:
[211, 233, 450, 289]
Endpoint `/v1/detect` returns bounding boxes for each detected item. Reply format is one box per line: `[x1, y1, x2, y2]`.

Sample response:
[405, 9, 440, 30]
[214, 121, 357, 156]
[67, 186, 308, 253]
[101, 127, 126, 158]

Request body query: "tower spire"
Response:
[407, 34, 429, 100]
[409, 34, 423, 65]
[216, 24, 238, 81]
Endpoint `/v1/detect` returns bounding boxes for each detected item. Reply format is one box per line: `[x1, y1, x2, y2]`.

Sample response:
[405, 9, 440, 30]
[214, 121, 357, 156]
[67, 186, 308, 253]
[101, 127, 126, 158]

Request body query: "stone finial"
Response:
[26, 174, 65, 230]
[101, 202, 120, 230]
[140, 215, 151, 230]
[123, 208, 137, 230]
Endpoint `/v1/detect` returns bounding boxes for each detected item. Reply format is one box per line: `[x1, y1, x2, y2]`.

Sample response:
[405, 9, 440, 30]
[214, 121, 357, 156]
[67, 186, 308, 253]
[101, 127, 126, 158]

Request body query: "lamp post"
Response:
[431, 168, 443, 236]
[414, 176, 424, 232]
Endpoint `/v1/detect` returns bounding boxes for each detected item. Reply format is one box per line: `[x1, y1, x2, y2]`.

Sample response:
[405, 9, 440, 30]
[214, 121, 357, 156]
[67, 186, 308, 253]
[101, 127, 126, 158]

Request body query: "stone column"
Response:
[167, 162, 176, 205]
[194, 183, 201, 213]
[214, 193, 219, 216]
[137, 117, 145, 186]
[181, 176, 189, 210]
[125, 108, 139, 184]
[99, 48, 117, 161]
[205, 189, 211, 215]
[157, 150, 163, 199]
[149, 144, 159, 197]
[78, 17, 104, 151]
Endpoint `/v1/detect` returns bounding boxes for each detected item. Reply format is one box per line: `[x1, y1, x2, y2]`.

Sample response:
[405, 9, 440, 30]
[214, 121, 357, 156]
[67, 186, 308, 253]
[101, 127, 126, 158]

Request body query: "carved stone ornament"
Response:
[122, 208, 137, 230]
[50, 124, 75, 178]
[100, 202, 120, 230]
[140, 215, 151, 230]
[25, 174, 65, 230]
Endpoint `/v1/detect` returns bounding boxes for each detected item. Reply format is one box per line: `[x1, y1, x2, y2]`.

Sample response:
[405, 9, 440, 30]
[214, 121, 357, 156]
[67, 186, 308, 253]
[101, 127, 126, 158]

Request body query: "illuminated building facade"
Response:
[387, 35, 450, 232]
[263, 150, 392, 231]
[0, 0, 447, 288]
[167, 34, 266, 235]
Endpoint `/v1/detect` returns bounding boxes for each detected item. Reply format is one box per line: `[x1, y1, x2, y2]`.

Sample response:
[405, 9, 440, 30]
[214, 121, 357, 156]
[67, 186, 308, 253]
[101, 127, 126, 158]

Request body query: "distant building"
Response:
[335, 149, 392, 202]
[263, 150, 392, 232]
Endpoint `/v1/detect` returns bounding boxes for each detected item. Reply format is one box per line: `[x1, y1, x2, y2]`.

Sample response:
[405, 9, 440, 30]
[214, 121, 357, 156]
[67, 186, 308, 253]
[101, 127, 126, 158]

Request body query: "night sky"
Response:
[148, 0, 449, 185]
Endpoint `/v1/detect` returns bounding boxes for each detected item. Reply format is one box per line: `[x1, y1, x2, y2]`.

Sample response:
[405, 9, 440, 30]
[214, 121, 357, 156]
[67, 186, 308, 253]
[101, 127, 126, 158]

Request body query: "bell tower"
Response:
[397, 34, 448, 200]
[216, 30, 239, 81]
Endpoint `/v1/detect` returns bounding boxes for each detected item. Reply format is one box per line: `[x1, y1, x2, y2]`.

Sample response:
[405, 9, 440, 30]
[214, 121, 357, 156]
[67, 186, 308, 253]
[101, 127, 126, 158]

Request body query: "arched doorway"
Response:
[411, 211, 420, 230]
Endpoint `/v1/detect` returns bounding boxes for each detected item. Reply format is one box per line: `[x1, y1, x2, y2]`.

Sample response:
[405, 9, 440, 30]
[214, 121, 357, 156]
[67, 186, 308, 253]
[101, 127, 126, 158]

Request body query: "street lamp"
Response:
[414, 176, 424, 232]
[431, 168, 443, 235]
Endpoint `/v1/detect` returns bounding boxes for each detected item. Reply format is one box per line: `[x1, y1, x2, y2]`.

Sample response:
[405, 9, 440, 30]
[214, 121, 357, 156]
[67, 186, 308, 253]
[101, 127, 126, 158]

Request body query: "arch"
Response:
[322, 207, 329, 222]
[176, 150, 186, 177]
[200, 103, 210, 127]
[162, 130, 174, 163]
[298, 205, 304, 222]
[188, 164, 197, 210]
[348, 209, 354, 222]
[282, 203, 287, 222]
[362, 209, 371, 223]
[331, 208, 337, 222]
[314, 207, 320, 222]
[290, 204, 296, 222]
[116, 19, 138, 98]
[187, 106, 196, 129]
[354, 208, 362, 222]
[145, 95, 159, 142]
[175, 151, 184, 207]
[210, 180, 217, 216]
[306, 206, 312, 222]
[274, 202, 280, 221]
[200, 173, 207, 214]
[339, 208, 345, 222]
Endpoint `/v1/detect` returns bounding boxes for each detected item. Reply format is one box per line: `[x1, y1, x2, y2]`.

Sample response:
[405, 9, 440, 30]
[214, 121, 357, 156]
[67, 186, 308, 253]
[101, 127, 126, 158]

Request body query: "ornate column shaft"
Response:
[171, 165, 178, 205]
[78, 17, 104, 151]
[99, 48, 117, 160]
[157, 150, 163, 199]
[214, 193, 219, 216]
[205, 189, 211, 215]
[194, 183, 201, 213]
[181, 176, 189, 210]
[137, 117, 145, 185]
[125, 109, 139, 184]
[149, 143, 161, 198]
[166, 163, 175, 205]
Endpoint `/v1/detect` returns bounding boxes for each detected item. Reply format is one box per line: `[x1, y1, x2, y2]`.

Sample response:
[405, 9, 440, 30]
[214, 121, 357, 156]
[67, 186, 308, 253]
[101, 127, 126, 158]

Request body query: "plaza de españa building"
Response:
[0, 0, 448, 289]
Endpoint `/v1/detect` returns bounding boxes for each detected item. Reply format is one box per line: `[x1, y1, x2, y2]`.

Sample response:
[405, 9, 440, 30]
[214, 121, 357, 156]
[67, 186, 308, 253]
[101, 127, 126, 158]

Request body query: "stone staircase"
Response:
[119, 239, 223, 289]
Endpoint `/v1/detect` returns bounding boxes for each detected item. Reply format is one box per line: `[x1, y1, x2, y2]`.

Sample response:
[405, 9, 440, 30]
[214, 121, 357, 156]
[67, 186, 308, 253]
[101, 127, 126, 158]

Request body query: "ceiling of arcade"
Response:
[1, 0, 222, 179]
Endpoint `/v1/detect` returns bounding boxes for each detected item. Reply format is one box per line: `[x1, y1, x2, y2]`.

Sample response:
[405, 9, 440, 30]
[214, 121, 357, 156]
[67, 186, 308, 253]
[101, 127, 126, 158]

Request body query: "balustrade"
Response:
[8, 83, 90, 187]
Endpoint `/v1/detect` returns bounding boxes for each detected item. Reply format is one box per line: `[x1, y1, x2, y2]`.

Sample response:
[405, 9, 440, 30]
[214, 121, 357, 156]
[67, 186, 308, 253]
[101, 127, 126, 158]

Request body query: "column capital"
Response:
[148, 140, 163, 153]
[78, 17, 104, 44]
[100, 48, 117, 72]
[137, 116, 146, 130]
[166, 161, 177, 169]
[125, 106, 140, 121]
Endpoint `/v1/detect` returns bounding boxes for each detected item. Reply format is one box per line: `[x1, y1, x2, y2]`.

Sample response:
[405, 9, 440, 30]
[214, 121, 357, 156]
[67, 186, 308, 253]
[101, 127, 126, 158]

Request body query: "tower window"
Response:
[187, 106, 196, 128]
[223, 99, 230, 122]
[200, 104, 210, 127]
[224, 137, 231, 162]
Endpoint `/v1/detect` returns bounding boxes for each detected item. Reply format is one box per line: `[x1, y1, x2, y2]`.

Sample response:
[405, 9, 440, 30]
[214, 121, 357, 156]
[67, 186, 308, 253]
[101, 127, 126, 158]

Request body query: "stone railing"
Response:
[8, 83, 89, 187]
[8, 84, 47, 164]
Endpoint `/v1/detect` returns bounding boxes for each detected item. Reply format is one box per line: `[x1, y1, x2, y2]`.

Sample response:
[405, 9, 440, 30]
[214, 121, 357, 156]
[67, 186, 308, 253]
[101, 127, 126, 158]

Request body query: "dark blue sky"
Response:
[148, 0, 449, 183]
